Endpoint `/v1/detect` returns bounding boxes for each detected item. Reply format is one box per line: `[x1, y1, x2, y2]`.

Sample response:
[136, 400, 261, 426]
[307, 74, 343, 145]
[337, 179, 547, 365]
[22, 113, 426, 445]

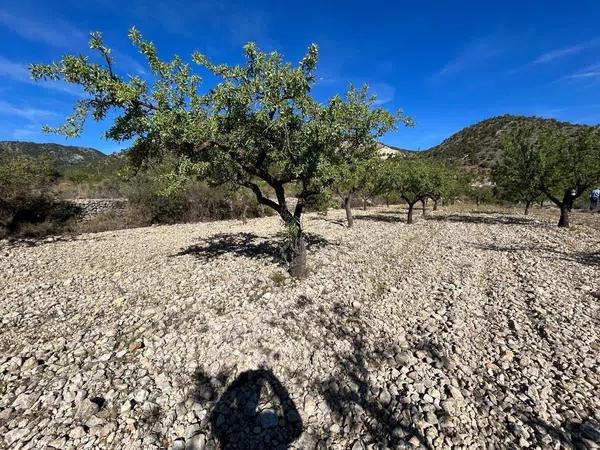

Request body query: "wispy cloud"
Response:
[565, 71, 600, 80]
[0, 55, 83, 96]
[11, 123, 42, 140]
[371, 82, 395, 105]
[0, 55, 30, 82]
[554, 63, 600, 85]
[133, 0, 277, 49]
[532, 39, 600, 65]
[0, 100, 59, 122]
[434, 34, 508, 79]
[112, 50, 148, 76]
[0, 9, 85, 48]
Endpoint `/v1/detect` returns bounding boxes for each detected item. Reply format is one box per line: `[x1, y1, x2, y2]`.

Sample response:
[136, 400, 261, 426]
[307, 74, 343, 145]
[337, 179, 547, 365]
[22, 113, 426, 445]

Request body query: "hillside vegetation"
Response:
[425, 115, 591, 167]
[0, 141, 107, 168]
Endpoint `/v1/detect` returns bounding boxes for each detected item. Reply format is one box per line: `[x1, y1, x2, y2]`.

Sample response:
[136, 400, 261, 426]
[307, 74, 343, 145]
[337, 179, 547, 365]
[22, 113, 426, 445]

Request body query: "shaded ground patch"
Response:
[175, 231, 330, 265]
[426, 213, 537, 226]
[191, 368, 303, 450]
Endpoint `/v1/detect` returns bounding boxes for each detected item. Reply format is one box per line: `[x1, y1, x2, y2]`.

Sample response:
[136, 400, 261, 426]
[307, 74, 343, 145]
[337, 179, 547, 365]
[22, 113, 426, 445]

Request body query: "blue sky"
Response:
[1, 0, 599, 153]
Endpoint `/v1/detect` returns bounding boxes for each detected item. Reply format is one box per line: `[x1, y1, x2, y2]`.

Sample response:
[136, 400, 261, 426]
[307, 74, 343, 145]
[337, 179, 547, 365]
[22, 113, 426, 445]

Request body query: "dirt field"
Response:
[1, 205, 599, 449]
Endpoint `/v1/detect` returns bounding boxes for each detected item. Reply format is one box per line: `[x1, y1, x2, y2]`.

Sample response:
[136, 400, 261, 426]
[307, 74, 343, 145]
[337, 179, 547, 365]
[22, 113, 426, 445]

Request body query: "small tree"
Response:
[386, 158, 434, 224]
[493, 125, 544, 215]
[329, 86, 409, 227]
[425, 160, 461, 212]
[31, 30, 399, 276]
[357, 161, 380, 211]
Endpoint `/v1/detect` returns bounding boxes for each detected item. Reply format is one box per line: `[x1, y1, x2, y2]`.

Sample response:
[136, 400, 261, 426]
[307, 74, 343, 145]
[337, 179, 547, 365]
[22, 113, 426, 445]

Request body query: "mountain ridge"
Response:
[3, 115, 596, 169]
[422, 114, 595, 167]
[0, 141, 108, 168]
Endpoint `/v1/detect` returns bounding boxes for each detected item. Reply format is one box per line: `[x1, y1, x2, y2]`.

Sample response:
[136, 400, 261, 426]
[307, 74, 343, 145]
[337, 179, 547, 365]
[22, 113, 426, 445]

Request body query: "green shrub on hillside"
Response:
[0, 155, 79, 238]
[125, 157, 266, 225]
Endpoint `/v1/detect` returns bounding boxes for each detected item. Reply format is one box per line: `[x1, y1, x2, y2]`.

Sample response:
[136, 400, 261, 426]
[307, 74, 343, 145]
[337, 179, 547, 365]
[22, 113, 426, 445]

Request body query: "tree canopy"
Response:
[493, 125, 544, 214]
[30, 29, 407, 276]
[493, 124, 600, 226]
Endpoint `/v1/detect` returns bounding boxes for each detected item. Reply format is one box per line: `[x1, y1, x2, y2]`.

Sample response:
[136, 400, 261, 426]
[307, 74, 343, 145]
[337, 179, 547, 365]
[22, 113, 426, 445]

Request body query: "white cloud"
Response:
[371, 82, 395, 105]
[0, 55, 83, 96]
[112, 50, 148, 76]
[554, 64, 600, 85]
[0, 100, 58, 122]
[0, 55, 30, 82]
[532, 39, 600, 65]
[566, 71, 600, 80]
[433, 34, 508, 79]
[11, 123, 42, 139]
[0, 9, 85, 48]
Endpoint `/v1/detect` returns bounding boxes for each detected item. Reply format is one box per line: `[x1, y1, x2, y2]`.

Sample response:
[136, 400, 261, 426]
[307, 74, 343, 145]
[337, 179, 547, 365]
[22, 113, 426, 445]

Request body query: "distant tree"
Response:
[536, 127, 600, 227]
[466, 184, 496, 207]
[386, 158, 434, 224]
[356, 159, 385, 211]
[30, 30, 402, 276]
[493, 125, 544, 215]
[329, 86, 410, 227]
[426, 160, 463, 211]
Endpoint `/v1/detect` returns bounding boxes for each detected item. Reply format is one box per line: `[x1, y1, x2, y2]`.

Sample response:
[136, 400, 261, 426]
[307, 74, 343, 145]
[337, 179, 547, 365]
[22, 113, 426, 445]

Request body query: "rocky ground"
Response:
[1, 205, 599, 450]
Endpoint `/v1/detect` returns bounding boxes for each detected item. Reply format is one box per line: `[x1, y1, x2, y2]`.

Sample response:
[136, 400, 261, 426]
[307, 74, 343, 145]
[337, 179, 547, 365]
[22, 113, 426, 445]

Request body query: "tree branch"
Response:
[241, 180, 280, 211]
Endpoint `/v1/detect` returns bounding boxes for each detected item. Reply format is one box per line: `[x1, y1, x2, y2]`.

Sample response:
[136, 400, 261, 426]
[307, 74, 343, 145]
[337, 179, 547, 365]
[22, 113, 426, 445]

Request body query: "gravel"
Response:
[1, 206, 599, 449]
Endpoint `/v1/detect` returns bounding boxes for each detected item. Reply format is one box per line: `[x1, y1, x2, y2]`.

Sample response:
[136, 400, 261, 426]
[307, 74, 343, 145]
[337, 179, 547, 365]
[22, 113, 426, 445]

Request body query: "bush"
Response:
[0, 156, 80, 238]
[125, 158, 267, 225]
[58, 155, 128, 199]
[466, 185, 498, 205]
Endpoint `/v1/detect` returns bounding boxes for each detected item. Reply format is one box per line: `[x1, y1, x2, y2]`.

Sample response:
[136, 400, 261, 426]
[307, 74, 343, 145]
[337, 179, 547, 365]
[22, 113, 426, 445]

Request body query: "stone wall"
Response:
[69, 198, 128, 221]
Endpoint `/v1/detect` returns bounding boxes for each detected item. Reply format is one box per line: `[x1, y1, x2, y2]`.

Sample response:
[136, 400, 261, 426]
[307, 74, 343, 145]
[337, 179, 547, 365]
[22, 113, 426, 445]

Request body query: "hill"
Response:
[0, 141, 107, 168]
[425, 115, 592, 168]
[377, 142, 418, 158]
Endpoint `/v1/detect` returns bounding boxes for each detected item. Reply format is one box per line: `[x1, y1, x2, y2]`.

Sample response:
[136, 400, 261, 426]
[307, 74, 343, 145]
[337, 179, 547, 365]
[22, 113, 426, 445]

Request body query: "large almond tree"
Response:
[30, 29, 400, 276]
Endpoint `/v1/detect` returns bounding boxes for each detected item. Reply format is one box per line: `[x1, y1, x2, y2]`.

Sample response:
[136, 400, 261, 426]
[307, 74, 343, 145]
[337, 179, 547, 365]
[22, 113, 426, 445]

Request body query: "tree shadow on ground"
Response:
[472, 366, 600, 447]
[517, 409, 600, 447]
[174, 232, 330, 265]
[311, 301, 434, 449]
[473, 242, 600, 267]
[426, 213, 536, 226]
[191, 368, 303, 450]
[308, 215, 347, 227]
[357, 214, 406, 224]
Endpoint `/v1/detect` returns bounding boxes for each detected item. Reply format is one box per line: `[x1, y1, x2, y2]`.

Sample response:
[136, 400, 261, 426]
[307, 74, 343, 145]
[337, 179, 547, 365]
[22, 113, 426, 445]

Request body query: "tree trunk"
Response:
[242, 204, 248, 224]
[558, 205, 569, 228]
[287, 226, 307, 278]
[362, 198, 367, 211]
[407, 203, 415, 224]
[433, 199, 438, 211]
[344, 194, 354, 228]
[281, 199, 307, 278]
[539, 199, 545, 208]
[557, 189, 577, 227]
[524, 200, 532, 216]
[421, 198, 427, 216]
[386, 198, 390, 208]
[476, 197, 481, 206]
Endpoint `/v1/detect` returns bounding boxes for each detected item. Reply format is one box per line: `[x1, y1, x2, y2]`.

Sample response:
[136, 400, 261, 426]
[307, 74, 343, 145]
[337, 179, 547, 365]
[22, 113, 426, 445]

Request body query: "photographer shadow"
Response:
[196, 369, 303, 449]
